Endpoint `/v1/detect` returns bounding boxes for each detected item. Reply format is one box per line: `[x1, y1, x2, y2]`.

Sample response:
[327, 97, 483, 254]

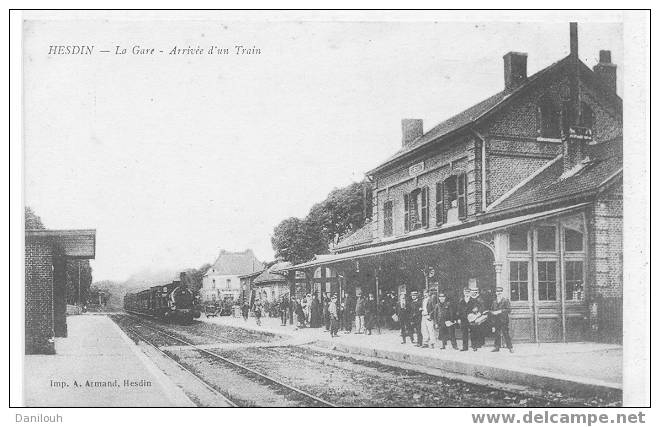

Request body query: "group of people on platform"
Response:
[394, 286, 513, 352]
[254, 285, 513, 353]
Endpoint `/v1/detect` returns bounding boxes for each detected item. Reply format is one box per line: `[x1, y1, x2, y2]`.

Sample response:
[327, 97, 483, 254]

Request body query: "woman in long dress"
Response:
[310, 294, 321, 328]
[295, 298, 306, 328]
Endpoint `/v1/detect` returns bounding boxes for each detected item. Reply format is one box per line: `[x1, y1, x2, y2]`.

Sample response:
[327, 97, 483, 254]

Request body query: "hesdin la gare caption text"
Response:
[48, 45, 262, 56]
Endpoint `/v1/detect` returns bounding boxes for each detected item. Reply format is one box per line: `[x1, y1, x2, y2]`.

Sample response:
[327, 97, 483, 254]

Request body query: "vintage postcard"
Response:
[12, 9, 650, 414]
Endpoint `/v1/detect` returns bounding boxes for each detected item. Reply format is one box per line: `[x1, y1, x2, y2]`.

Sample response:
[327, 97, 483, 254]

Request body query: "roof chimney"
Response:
[562, 127, 592, 176]
[593, 50, 617, 94]
[401, 119, 423, 146]
[503, 52, 527, 91]
[570, 22, 578, 58]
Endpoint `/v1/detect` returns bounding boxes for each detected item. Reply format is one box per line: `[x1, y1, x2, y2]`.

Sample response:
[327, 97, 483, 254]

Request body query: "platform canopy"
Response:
[25, 229, 96, 259]
[273, 203, 587, 273]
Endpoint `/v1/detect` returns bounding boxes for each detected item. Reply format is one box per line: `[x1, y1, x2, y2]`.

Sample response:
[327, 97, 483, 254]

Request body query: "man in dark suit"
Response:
[409, 291, 423, 346]
[434, 291, 458, 349]
[490, 287, 514, 352]
[365, 293, 377, 335]
[395, 292, 412, 343]
[279, 295, 289, 326]
[456, 287, 474, 351]
[470, 287, 486, 349]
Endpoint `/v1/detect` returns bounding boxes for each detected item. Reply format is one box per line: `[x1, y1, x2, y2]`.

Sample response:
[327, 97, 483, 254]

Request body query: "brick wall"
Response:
[374, 137, 475, 238]
[370, 60, 622, 241]
[25, 237, 55, 354]
[587, 181, 623, 343]
[581, 85, 622, 142]
[487, 154, 552, 203]
[53, 256, 67, 338]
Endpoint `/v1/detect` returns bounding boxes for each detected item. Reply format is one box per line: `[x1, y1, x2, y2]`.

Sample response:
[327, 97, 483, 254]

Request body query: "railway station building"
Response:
[276, 25, 623, 344]
[25, 229, 96, 354]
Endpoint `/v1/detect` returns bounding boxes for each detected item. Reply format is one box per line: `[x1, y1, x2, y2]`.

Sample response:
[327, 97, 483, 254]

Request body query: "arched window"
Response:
[403, 186, 429, 232]
[538, 97, 561, 138]
[580, 101, 594, 130]
[436, 172, 467, 225]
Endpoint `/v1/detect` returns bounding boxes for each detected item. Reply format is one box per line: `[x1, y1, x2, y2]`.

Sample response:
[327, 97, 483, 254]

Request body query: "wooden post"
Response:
[337, 268, 344, 331]
[288, 270, 295, 325]
[559, 225, 567, 343]
[375, 264, 381, 334]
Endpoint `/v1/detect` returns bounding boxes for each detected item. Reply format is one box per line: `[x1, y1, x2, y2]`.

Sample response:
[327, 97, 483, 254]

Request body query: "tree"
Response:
[306, 180, 372, 244]
[25, 206, 45, 229]
[271, 217, 327, 265]
[271, 180, 373, 265]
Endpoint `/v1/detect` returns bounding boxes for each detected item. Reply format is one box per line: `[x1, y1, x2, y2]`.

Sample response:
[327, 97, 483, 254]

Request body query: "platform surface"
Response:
[23, 315, 193, 407]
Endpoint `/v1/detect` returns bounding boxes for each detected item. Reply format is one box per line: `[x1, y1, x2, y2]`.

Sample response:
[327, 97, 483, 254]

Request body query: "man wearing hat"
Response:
[409, 290, 423, 346]
[420, 290, 437, 348]
[456, 287, 475, 351]
[434, 291, 458, 349]
[328, 294, 340, 338]
[490, 287, 513, 352]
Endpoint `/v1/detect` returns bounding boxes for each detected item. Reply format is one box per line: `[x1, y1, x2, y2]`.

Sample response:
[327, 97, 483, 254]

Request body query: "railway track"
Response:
[116, 313, 614, 407]
[117, 313, 337, 407]
[121, 320, 239, 407]
[262, 346, 595, 407]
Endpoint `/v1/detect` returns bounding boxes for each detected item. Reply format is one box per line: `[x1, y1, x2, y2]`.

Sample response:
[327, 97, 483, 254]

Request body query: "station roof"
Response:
[367, 56, 621, 176]
[487, 137, 622, 214]
[272, 203, 587, 272]
[25, 229, 96, 259]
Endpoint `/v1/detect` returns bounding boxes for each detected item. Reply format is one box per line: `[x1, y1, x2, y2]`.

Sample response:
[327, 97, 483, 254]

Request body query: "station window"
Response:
[383, 201, 393, 236]
[403, 187, 429, 232]
[564, 228, 584, 252]
[538, 97, 561, 138]
[435, 181, 444, 225]
[509, 227, 528, 252]
[565, 261, 584, 301]
[438, 173, 467, 223]
[537, 261, 557, 301]
[226, 278, 231, 289]
[580, 102, 594, 130]
[537, 226, 557, 252]
[509, 261, 529, 301]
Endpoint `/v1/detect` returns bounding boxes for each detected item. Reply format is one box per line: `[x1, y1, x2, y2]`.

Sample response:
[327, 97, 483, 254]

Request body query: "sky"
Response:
[22, 14, 623, 282]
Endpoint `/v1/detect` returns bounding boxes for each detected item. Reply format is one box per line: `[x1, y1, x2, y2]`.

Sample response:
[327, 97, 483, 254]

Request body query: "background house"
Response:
[201, 249, 263, 303]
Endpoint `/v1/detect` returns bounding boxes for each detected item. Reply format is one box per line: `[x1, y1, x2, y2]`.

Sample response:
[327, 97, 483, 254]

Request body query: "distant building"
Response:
[251, 263, 290, 303]
[25, 229, 96, 354]
[201, 249, 263, 302]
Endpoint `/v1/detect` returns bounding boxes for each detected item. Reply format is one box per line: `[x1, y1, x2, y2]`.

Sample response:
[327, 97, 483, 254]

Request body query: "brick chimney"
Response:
[503, 52, 528, 91]
[593, 50, 617, 95]
[563, 129, 583, 172]
[561, 23, 592, 176]
[401, 119, 423, 146]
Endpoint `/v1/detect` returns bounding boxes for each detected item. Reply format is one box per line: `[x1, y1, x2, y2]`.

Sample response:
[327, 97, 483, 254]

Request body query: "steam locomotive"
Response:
[124, 280, 201, 323]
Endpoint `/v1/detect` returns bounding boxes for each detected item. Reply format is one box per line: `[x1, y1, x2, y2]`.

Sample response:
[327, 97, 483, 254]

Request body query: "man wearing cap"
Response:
[434, 291, 458, 350]
[409, 290, 423, 346]
[456, 287, 474, 351]
[490, 287, 513, 352]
